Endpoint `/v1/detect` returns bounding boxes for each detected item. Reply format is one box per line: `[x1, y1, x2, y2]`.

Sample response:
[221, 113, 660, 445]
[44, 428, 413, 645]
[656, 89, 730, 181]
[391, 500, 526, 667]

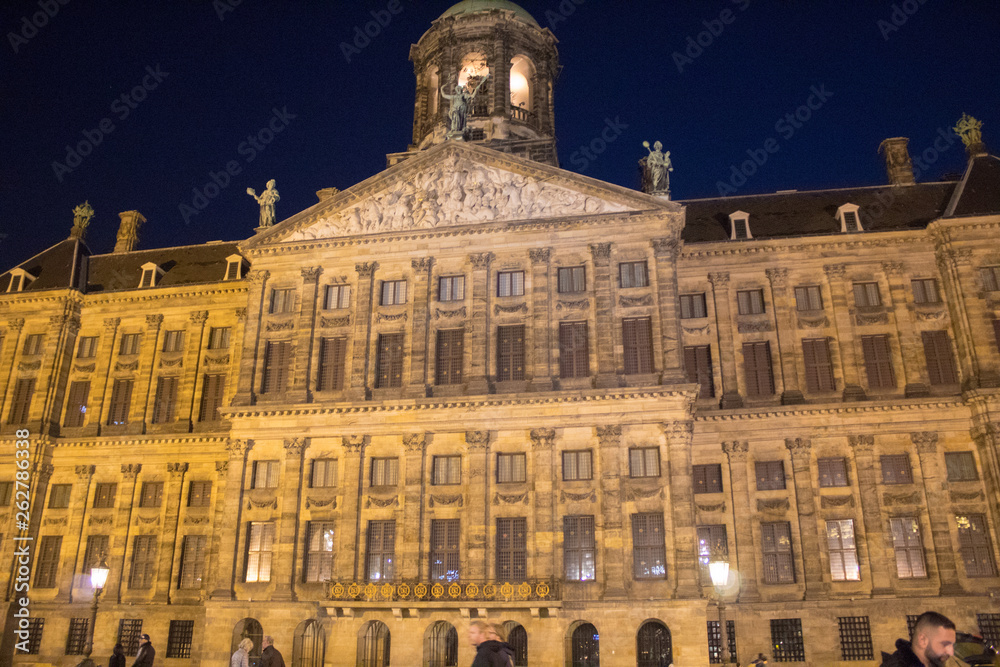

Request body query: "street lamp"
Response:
[709, 560, 731, 664]
[78, 555, 110, 667]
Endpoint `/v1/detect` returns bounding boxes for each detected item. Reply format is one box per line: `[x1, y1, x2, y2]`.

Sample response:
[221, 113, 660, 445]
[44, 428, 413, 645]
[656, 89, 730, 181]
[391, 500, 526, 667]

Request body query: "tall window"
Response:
[0, 481, 11, 506]
[167, 620, 195, 659]
[853, 282, 881, 308]
[911, 279, 940, 304]
[179, 535, 206, 589]
[152, 377, 179, 424]
[708, 620, 738, 665]
[693, 464, 723, 494]
[496, 517, 527, 582]
[564, 515, 596, 582]
[957, 514, 998, 577]
[743, 341, 775, 397]
[23, 333, 44, 355]
[365, 520, 396, 581]
[370, 458, 399, 487]
[358, 621, 390, 667]
[558, 266, 586, 293]
[817, 458, 848, 487]
[63, 380, 90, 427]
[771, 619, 805, 662]
[262, 341, 292, 393]
[162, 330, 184, 353]
[429, 519, 460, 582]
[637, 621, 673, 667]
[380, 280, 407, 306]
[497, 270, 524, 297]
[684, 345, 715, 398]
[426, 621, 458, 667]
[889, 517, 926, 579]
[245, 522, 275, 582]
[761, 522, 795, 584]
[861, 335, 896, 389]
[139, 482, 163, 508]
[562, 450, 593, 481]
[317, 338, 347, 391]
[559, 322, 589, 378]
[571, 624, 599, 667]
[826, 519, 860, 581]
[623, 317, 654, 374]
[432, 456, 462, 485]
[736, 289, 765, 315]
[208, 326, 231, 350]
[629, 448, 660, 478]
[305, 522, 336, 583]
[680, 293, 707, 319]
[802, 339, 836, 392]
[66, 618, 90, 655]
[504, 623, 528, 667]
[119, 333, 141, 355]
[981, 266, 1000, 292]
[34, 536, 62, 587]
[8, 378, 35, 425]
[129, 535, 157, 589]
[48, 484, 72, 509]
[83, 536, 109, 574]
[632, 513, 667, 579]
[880, 454, 912, 484]
[497, 453, 527, 483]
[921, 331, 958, 385]
[794, 285, 823, 311]
[324, 284, 351, 310]
[93, 483, 117, 508]
[199, 374, 226, 422]
[77, 336, 99, 358]
[697, 524, 728, 583]
[438, 276, 465, 302]
[188, 481, 212, 507]
[755, 460, 785, 490]
[375, 333, 404, 388]
[118, 619, 143, 656]
[435, 329, 464, 385]
[106, 379, 134, 425]
[619, 261, 649, 288]
[496, 325, 525, 381]
[310, 459, 338, 488]
[270, 288, 295, 314]
[945, 452, 978, 482]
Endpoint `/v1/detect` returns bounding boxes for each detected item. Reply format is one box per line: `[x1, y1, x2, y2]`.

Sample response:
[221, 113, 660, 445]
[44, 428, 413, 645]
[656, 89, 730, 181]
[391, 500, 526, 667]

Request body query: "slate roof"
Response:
[944, 154, 1000, 218]
[0, 238, 88, 293]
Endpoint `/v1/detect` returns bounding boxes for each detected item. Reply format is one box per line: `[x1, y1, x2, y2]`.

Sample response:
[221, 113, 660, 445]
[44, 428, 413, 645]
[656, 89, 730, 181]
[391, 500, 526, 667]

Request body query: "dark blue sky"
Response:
[2, 0, 998, 271]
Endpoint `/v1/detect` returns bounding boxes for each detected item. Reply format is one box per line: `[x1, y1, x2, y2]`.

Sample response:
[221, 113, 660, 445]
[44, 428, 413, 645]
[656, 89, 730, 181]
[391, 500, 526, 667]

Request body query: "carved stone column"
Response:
[847, 435, 893, 595]
[341, 435, 369, 581]
[233, 270, 270, 405]
[528, 249, 554, 390]
[721, 441, 759, 601]
[271, 438, 307, 600]
[590, 243, 618, 388]
[766, 268, 804, 404]
[157, 462, 187, 602]
[40, 311, 80, 434]
[467, 254, 493, 395]
[597, 425, 628, 598]
[529, 428, 556, 578]
[210, 439, 251, 600]
[290, 267, 323, 402]
[784, 438, 826, 599]
[408, 258, 434, 398]
[708, 273, 742, 408]
[109, 463, 141, 603]
[665, 422, 700, 598]
[911, 432, 963, 594]
[465, 430, 491, 579]
[348, 263, 378, 400]
[824, 264, 865, 400]
[651, 237, 685, 383]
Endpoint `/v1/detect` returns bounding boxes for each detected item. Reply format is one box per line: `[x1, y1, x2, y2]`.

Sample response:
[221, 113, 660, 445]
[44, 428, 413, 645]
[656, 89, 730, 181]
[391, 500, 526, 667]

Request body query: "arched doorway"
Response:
[570, 622, 599, 667]
[292, 619, 325, 667]
[357, 620, 390, 667]
[424, 620, 458, 667]
[503, 621, 528, 666]
[636, 620, 672, 667]
[232, 618, 263, 667]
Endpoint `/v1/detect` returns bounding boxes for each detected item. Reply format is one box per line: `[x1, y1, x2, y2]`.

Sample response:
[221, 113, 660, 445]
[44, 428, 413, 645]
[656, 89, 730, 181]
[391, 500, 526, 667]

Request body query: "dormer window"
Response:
[6, 269, 35, 293]
[225, 255, 246, 281]
[139, 262, 164, 288]
[729, 211, 752, 240]
[837, 204, 863, 233]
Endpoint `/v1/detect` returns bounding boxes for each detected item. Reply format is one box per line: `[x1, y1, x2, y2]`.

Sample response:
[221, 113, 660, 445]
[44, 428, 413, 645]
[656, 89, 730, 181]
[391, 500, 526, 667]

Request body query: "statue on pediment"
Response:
[641, 140, 673, 195]
[71, 201, 94, 240]
[247, 179, 280, 228]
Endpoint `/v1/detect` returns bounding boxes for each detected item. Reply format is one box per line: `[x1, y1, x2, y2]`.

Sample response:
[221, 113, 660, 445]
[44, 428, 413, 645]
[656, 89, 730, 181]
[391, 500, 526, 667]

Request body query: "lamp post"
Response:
[709, 560, 731, 664]
[79, 555, 110, 667]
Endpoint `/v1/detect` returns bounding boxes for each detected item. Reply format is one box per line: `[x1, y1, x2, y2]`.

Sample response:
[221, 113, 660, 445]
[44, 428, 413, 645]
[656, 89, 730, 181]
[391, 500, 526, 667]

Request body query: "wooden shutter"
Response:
[7, 378, 35, 425]
[34, 536, 62, 587]
[107, 380, 133, 425]
[375, 334, 404, 388]
[743, 342, 774, 396]
[921, 331, 958, 385]
[63, 381, 90, 427]
[631, 513, 667, 579]
[153, 377, 178, 424]
[262, 341, 291, 393]
[179, 535, 206, 588]
[559, 322, 589, 378]
[958, 514, 997, 577]
[684, 345, 714, 398]
[623, 318, 653, 374]
[861, 335, 896, 389]
[802, 339, 835, 392]
[198, 374, 225, 422]
[83, 535, 109, 573]
[129, 536, 157, 589]
[318, 338, 347, 391]
[497, 325, 525, 382]
[497, 517, 527, 582]
[435, 330, 464, 385]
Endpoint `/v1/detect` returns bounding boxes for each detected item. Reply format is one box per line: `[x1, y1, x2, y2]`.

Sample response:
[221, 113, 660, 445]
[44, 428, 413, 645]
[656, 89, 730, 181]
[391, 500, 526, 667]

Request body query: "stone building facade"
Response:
[2, 2, 1000, 666]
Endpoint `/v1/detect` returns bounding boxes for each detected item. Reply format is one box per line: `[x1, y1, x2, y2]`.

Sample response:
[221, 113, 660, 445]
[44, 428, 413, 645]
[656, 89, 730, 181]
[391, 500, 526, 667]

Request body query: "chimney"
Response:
[114, 210, 146, 253]
[878, 137, 915, 186]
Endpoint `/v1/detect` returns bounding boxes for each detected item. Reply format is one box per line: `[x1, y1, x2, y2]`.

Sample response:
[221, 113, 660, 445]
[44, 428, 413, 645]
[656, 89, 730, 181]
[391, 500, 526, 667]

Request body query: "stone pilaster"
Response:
[882, 262, 926, 396]
[911, 431, 963, 594]
[133, 314, 164, 433]
[721, 441, 759, 601]
[824, 264, 865, 400]
[0, 318, 26, 424]
[467, 254, 493, 394]
[408, 258, 434, 397]
[590, 243, 617, 388]
[847, 435, 893, 595]
[932, 233, 987, 387]
[340, 435, 369, 581]
[597, 425, 627, 598]
[233, 270, 269, 405]
[784, 438, 826, 599]
[766, 268, 804, 404]
[652, 237, 685, 383]
[971, 422, 1000, 528]
[665, 421, 700, 598]
[210, 439, 251, 600]
[708, 273, 742, 408]
[465, 430, 491, 579]
[89, 317, 121, 435]
[108, 463, 141, 603]
[157, 462, 187, 602]
[66, 465, 95, 602]
[348, 263, 378, 400]
[528, 249, 554, 390]
[401, 433, 428, 579]
[290, 267, 323, 402]
[529, 428, 556, 578]
[183, 311, 209, 428]
[272, 438, 307, 600]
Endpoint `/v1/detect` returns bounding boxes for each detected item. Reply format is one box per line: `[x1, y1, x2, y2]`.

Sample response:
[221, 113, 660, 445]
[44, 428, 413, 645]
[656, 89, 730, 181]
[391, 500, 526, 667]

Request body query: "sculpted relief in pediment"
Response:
[286, 155, 632, 241]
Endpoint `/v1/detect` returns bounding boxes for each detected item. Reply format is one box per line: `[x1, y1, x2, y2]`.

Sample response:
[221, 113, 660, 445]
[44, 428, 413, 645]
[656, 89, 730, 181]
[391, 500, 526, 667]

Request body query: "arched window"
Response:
[232, 618, 263, 667]
[457, 52, 490, 117]
[292, 620, 325, 667]
[636, 621, 672, 667]
[427, 66, 440, 118]
[509, 55, 535, 113]
[425, 621, 458, 667]
[358, 621, 390, 667]
[503, 621, 528, 666]
[571, 623, 599, 667]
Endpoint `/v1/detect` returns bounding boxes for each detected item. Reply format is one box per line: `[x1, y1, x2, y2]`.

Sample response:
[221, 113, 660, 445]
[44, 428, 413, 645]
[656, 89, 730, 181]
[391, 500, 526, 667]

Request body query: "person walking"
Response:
[232, 638, 253, 667]
[468, 620, 511, 667]
[131, 634, 155, 667]
[879, 611, 956, 667]
[109, 644, 126, 667]
[486, 623, 515, 667]
[261, 636, 286, 667]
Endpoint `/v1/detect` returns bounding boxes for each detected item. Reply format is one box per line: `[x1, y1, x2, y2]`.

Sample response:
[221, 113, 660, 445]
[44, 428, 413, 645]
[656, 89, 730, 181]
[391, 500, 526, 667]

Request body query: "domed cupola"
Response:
[404, 0, 559, 165]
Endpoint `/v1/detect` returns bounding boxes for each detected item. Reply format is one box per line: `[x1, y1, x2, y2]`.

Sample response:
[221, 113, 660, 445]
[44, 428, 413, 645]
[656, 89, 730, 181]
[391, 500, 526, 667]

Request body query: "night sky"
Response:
[2, 0, 999, 272]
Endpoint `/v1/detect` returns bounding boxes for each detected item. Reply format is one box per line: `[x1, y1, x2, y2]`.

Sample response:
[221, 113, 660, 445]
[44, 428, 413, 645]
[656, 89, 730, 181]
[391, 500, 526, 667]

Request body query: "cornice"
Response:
[42, 435, 231, 448]
[694, 398, 965, 423]
[679, 229, 928, 260]
[82, 285, 248, 307]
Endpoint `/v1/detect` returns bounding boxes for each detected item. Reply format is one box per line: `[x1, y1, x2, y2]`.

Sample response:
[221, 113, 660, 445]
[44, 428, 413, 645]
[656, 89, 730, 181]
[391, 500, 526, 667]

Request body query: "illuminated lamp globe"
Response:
[709, 560, 730, 589]
[90, 557, 110, 591]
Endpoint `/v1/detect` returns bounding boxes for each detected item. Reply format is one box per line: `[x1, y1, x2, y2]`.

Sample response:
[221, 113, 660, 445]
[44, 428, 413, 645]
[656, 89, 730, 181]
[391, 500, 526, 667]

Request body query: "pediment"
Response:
[250, 142, 674, 246]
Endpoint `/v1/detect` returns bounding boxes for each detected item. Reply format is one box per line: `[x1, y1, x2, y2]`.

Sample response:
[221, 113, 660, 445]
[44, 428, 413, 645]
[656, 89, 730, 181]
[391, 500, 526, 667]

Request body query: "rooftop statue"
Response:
[441, 74, 490, 135]
[954, 113, 984, 151]
[247, 179, 280, 228]
[71, 201, 95, 240]
[641, 140, 673, 195]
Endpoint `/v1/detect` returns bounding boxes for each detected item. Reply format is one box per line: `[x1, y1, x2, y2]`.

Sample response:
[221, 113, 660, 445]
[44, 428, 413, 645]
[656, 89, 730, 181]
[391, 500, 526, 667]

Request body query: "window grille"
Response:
[365, 520, 396, 582]
[129, 535, 157, 589]
[66, 618, 89, 655]
[880, 455, 912, 484]
[188, 481, 212, 507]
[755, 460, 785, 490]
[380, 280, 407, 306]
[435, 329, 464, 385]
[429, 519, 460, 582]
[632, 513, 667, 579]
[496, 325, 525, 381]
[179, 535, 206, 589]
[693, 464, 723, 494]
[637, 621, 673, 667]
[167, 620, 195, 659]
[571, 623, 599, 667]
[817, 458, 849, 487]
[375, 334, 404, 388]
[957, 514, 998, 577]
[324, 284, 351, 310]
[770, 618, 805, 662]
[93, 483, 117, 509]
[496, 517, 527, 582]
[838, 616, 873, 661]
[118, 619, 143, 656]
[564, 515, 596, 582]
[761, 522, 795, 584]
[707, 620, 738, 664]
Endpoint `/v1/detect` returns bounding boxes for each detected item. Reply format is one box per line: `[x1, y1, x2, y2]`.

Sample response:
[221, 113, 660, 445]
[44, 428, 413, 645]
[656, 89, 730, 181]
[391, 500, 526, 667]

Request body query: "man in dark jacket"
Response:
[880, 611, 956, 667]
[468, 621, 512, 667]
[261, 636, 286, 667]
[131, 634, 154, 667]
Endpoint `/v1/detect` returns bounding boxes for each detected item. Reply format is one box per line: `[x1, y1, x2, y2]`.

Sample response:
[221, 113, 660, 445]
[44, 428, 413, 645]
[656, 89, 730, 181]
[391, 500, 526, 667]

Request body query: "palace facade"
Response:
[2, 2, 1000, 666]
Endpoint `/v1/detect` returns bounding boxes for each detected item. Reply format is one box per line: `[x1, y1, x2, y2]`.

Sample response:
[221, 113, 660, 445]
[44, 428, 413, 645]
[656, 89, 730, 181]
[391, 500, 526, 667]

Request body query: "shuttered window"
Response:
[684, 345, 715, 398]
[737, 289, 765, 315]
[83, 535, 109, 573]
[697, 524, 728, 580]
[430, 519, 460, 582]
[794, 286, 823, 311]
[245, 522, 275, 582]
[945, 452, 978, 482]
[889, 517, 926, 579]
[558, 266, 586, 293]
[880, 455, 912, 484]
[818, 458, 849, 487]
[188, 481, 212, 507]
[380, 280, 407, 306]
[761, 522, 795, 584]
[994, 319, 1000, 353]
[802, 338, 836, 392]
[77, 336, 99, 358]
[375, 333, 404, 388]
[911, 279, 940, 304]
[755, 460, 786, 491]
[564, 515, 596, 582]
[305, 522, 336, 583]
[63, 380, 90, 427]
[693, 464, 723, 494]
[438, 276, 465, 302]
[497, 453, 527, 483]
[559, 322, 589, 379]
[623, 317, 654, 375]
[827, 519, 860, 581]
[317, 338, 347, 391]
[324, 284, 351, 310]
[980, 266, 1000, 292]
[629, 448, 660, 478]
[853, 282, 881, 308]
[496, 325, 525, 381]
[365, 520, 395, 582]
[921, 331, 958, 385]
[119, 333, 141, 356]
[34, 536, 62, 588]
[208, 327, 231, 350]
[262, 341, 291, 393]
[632, 513, 667, 579]
[198, 374, 226, 422]
[370, 458, 399, 487]
[743, 341, 775, 397]
[252, 460, 280, 489]
[861, 335, 896, 389]
[106, 379, 133, 425]
[179, 535, 206, 589]
[680, 293, 707, 319]
[432, 456, 462, 485]
[152, 377, 179, 424]
[93, 483, 116, 509]
[48, 484, 72, 509]
[270, 288, 295, 314]
[497, 271, 524, 297]
[162, 330, 184, 353]
[435, 329, 464, 385]
[562, 450, 593, 481]
[497, 517, 527, 582]
[7, 378, 35, 425]
[310, 459, 337, 488]
[129, 535, 157, 589]
[0, 481, 11, 505]
[957, 514, 997, 577]
[23, 333, 44, 355]
[139, 482, 163, 508]
[619, 261, 649, 288]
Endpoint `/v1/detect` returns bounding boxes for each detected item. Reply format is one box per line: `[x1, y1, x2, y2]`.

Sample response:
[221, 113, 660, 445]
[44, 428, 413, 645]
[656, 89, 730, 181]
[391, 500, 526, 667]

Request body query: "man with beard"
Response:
[879, 611, 956, 666]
